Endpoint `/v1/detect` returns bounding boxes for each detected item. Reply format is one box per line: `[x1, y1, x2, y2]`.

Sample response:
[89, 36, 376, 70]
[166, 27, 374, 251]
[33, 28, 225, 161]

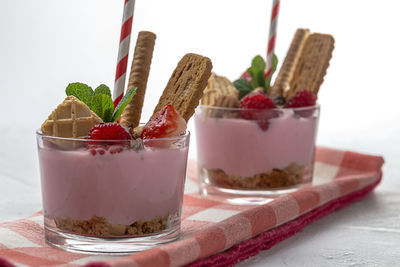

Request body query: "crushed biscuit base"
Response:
[206, 162, 306, 189]
[54, 213, 172, 237]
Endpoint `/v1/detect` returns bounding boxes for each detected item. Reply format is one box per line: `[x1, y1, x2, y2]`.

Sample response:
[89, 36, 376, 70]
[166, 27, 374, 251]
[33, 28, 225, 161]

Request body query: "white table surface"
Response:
[1, 0, 400, 266]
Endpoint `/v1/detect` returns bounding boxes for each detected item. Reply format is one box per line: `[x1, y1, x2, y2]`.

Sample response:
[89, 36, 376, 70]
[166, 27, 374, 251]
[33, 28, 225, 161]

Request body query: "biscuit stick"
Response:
[285, 33, 334, 99]
[120, 31, 156, 129]
[153, 53, 212, 122]
[270, 28, 310, 99]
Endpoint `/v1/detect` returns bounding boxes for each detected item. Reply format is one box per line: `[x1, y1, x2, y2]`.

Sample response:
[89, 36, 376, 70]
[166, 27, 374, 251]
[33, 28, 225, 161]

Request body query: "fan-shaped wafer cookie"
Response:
[41, 96, 103, 138]
[285, 33, 334, 99]
[271, 28, 310, 99]
[201, 73, 239, 108]
[120, 31, 156, 129]
[153, 53, 212, 122]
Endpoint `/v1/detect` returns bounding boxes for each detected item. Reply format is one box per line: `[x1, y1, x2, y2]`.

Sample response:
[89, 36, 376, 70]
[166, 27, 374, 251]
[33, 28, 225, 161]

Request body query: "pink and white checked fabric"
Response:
[0, 147, 384, 267]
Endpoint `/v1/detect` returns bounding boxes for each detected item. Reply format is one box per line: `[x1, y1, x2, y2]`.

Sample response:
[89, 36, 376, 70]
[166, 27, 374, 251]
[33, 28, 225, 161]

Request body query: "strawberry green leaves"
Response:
[66, 83, 136, 123]
[233, 54, 278, 99]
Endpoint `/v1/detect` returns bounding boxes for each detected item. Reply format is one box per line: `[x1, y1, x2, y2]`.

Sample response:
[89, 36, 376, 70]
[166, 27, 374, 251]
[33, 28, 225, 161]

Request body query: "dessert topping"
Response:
[285, 89, 316, 108]
[41, 96, 103, 138]
[87, 122, 132, 142]
[141, 105, 187, 139]
[66, 83, 136, 122]
[239, 90, 277, 131]
[234, 54, 278, 98]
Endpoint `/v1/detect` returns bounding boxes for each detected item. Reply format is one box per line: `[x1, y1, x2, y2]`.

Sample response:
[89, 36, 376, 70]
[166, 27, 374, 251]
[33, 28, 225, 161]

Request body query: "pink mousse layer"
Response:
[195, 109, 318, 177]
[39, 147, 188, 225]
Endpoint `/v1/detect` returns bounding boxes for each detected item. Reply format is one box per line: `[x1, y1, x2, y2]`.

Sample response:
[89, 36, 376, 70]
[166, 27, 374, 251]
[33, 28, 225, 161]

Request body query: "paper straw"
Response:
[240, 0, 280, 83]
[265, 0, 280, 79]
[113, 0, 136, 107]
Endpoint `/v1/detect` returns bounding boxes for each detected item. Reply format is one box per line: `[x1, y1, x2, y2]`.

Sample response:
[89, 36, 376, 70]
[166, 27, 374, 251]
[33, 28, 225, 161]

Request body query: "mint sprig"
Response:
[66, 83, 94, 107]
[233, 54, 278, 98]
[65, 83, 136, 123]
[112, 87, 136, 122]
[92, 93, 114, 122]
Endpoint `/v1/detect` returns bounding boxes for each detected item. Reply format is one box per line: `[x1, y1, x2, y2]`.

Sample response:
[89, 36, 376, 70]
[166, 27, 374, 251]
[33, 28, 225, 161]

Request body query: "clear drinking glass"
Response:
[36, 130, 190, 254]
[194, 105, 320, 203]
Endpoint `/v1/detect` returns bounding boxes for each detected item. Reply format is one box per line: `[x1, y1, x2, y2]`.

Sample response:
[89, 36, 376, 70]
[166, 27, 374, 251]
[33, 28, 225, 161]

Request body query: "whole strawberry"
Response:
[239, 90, 277, 131]
[285, 90, 317, 108]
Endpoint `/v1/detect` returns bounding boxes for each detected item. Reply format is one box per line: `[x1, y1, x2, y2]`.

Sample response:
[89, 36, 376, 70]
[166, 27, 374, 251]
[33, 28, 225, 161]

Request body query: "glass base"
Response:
[198, 163, 313, 205]
[199, 181, 308, 205]
[44, 224, 180, 254]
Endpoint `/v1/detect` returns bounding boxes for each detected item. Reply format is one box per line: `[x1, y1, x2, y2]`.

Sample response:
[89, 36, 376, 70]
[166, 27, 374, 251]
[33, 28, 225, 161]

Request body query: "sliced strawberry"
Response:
[239, 90, 278, 131]
[141, 105, 187, 139]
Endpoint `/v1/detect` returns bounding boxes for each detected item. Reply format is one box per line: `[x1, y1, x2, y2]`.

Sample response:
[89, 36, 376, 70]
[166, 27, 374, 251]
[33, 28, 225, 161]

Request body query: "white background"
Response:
[0, 1, 399, 266]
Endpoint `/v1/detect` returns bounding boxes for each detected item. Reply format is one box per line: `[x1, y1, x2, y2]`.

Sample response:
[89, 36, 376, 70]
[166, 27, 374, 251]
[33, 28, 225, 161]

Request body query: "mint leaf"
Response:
[251, 55, 266, 72]
[92, 94, 114, 122]
[94, 84, 111, 98]
[112, 87, 136, 122]
[234, 78, 253, 99]
[247, 55, 266, 89]
[66, 83, 94, 107]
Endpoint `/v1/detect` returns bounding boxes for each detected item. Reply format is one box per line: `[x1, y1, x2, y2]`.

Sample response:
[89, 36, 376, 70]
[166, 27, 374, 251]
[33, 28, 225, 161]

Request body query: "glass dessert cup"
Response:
[194, 105, 320, 204]
[36, 130, 190, 254]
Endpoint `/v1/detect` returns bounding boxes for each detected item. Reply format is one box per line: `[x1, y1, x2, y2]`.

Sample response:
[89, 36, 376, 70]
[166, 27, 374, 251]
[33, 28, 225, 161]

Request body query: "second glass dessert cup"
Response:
[194, 105, 320, 203]
[36, 130, 190, 254]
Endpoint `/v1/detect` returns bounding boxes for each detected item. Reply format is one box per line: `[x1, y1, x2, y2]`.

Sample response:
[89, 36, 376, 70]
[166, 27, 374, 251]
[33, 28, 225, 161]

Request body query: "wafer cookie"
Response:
[271, 28, 310, 99]
[120, 31, 156, 129]
[201, 73, 239, 108]
[285, 33, 334, 99]
[41, 96, 103, 138]
[153, 53, 212, 122]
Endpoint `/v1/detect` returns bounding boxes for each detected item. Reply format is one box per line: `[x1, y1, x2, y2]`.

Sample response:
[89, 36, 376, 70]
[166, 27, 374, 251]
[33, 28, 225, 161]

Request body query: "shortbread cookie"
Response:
[286, 33, 334, 99]
[120, 31, 156, 129]
[41, 96, 103, 138]
[153, 53, 213, 122]
[271, 28, 310, 99]
[201, 73, 239, 108]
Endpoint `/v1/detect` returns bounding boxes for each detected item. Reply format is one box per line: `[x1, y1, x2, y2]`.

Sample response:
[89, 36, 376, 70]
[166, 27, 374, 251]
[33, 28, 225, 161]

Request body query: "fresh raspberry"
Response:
[141, 105, 187, 139]
[240, 90, 276, 111]
[87, 123, 131, 154]
[88, 123, 132, 141]
[285, 90, 317, 108]
[239, 91, 277, 131]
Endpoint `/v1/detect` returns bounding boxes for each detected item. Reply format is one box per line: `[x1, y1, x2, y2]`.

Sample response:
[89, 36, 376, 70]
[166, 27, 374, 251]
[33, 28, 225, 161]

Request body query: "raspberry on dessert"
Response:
[285, 90, 317, 108]
[239, 90, 277, 131]
[87, 123, 132, 152]
[141, 105, 187, 139]
[239, 90, 276, 111]
[88, 123, 132, 141]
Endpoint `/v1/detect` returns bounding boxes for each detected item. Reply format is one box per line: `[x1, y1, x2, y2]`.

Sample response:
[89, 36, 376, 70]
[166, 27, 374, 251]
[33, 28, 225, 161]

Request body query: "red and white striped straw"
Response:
[265, 0, 280, 79]
[113, 0, 136, 107]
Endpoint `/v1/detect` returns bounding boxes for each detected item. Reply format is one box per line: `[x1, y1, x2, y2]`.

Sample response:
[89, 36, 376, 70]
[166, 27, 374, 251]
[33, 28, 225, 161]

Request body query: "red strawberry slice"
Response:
[239, 90, 278, 131]
[141, 105, 187, 140]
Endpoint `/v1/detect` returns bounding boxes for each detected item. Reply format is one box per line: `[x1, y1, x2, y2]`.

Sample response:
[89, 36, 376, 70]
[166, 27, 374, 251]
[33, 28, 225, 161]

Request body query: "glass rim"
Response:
[36, 129, 190, 143]
[196, 104, 320, 112]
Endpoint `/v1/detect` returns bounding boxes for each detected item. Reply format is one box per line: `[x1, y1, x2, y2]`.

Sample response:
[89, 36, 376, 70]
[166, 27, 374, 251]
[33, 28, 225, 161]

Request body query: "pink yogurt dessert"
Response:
[37, 133, 189, 238]
[195, 105, 319, 191]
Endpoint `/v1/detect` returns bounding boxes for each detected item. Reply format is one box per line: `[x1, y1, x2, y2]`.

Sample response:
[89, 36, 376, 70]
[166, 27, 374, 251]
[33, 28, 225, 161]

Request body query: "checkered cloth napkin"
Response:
[0, 147, 384, 267]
